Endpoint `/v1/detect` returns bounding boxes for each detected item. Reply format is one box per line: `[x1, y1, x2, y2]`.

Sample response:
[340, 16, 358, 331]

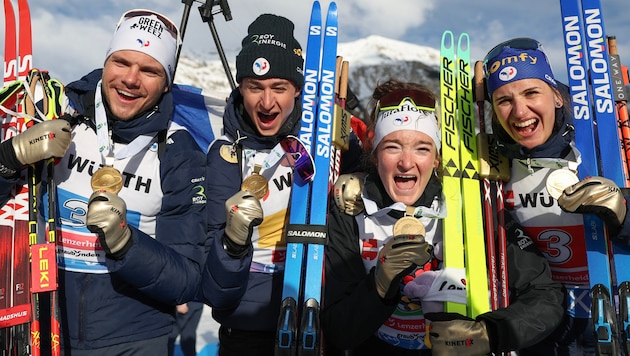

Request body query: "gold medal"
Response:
[241, 164, 268, 200]
[241, 173, 268, 200]
[393, 206, 426, 236]
[91, 166, 123, 194]
[393, 216, 426, 237]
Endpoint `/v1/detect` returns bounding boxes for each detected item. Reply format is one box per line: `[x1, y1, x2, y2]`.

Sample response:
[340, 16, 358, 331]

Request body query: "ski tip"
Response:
[441, 30, 455, 49]
[457, 32, 470, 52]
[327, 1, 338, 14]
[324, 2, 338, 32]
[311, 0, 321, 12]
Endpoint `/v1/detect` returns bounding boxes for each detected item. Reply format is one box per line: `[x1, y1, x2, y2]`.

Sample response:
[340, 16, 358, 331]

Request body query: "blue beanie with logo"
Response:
[485, 47, 557, 98]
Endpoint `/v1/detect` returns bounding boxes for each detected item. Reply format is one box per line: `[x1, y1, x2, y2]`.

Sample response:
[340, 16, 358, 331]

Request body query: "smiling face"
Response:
[239, 77, 301, 137]
[101, 50, 168, 121]
[375, 130, 440, 206]
[491, 78, 561, 149]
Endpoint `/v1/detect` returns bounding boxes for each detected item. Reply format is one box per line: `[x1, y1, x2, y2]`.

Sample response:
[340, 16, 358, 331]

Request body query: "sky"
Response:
[2, 0, 630, 88]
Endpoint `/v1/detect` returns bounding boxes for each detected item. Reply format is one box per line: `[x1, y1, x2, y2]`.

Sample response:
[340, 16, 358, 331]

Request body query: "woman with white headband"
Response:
[321, 79, 563, 355]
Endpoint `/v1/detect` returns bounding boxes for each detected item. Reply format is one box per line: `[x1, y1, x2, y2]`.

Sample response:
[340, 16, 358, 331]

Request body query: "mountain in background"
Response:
[174, 35, 441, 120]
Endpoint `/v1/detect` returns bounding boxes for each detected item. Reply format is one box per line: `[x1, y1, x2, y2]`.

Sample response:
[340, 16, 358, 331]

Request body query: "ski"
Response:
[608, 33, 630, 356]
[439, 30, 466, 315]
[1, 0, 33, 354]
[559, 0, 624, 354]
[455, 34, 490, 318]
[12, 1, 34, 352]
[276, 2, 338, 355]
[608, 36, 630, 354]
[1, 1, 18, 352]
[608, 37, 630, 180]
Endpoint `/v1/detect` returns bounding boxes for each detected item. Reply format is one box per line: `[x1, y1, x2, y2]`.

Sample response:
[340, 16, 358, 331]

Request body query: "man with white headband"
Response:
[0, 9, 206, 354]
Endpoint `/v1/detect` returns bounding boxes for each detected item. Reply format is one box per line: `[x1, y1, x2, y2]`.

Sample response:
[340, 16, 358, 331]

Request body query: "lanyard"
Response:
[243, 143, 285, 176]
[364, 194, 447, 219]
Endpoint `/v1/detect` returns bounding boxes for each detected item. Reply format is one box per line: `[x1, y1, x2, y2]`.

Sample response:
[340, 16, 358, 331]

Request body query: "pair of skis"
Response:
[439, 31, 490, 318]
[2, 0, 33, 354]
[559, 0, 630, 354]
[275, 2, 340, 355]
[2, 0, 62, 354]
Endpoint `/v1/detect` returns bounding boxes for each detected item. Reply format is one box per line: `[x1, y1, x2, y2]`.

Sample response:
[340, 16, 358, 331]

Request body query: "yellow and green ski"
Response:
[440, 30, 490, 318]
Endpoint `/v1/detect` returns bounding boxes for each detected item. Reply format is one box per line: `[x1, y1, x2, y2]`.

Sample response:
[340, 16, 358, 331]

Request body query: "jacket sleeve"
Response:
[105, 130, 207, 305]
[611, 196, 630, 245]
[476, 211, 565, 353]
[0, 175, 19, 206]
[321, 205, 397, 350]
[198, 140, 253, 310]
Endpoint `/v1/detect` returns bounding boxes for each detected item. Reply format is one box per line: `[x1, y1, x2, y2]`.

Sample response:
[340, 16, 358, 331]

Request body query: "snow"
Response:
[337, 35, 440, 66]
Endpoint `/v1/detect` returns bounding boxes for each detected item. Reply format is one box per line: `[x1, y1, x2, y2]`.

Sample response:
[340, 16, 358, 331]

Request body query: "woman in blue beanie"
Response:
[482, 38, 630, 355]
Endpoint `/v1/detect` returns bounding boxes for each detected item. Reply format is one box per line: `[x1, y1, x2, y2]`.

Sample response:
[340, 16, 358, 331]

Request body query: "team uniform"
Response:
[495, 99, 630, 354]
[0, 69, 207, 351]
[322, 173, 564, 355]
[200, 89, 302, 343]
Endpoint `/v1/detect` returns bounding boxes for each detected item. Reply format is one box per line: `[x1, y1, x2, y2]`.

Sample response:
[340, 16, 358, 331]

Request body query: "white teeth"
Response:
[118, 89, 138, 98]
[514, 119, 537, 128]
[396, 175, 415, 179]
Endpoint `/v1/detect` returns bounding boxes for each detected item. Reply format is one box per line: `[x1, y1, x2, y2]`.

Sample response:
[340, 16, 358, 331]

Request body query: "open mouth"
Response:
[394, 175, 417, 190]
[117, 89, 140, 101]
[512, 118, 538, 135]
[258, 112, 278, 124]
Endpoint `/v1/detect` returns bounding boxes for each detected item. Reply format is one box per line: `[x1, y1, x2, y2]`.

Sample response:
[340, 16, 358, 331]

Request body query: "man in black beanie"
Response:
[199, 13, 305, 356]
[234, 13, 304, 136]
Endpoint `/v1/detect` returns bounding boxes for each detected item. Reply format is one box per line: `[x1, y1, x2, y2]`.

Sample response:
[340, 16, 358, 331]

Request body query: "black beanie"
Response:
[236, 14, 304, 88]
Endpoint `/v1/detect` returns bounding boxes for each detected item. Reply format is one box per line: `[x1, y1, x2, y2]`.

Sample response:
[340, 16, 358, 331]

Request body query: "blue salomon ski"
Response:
[275, 2, 338, 355]
[559, 0, 629, 354]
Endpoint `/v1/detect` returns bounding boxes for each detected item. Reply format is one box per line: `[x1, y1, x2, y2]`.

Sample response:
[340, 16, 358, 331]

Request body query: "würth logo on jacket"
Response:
[67, 154, 153, 193]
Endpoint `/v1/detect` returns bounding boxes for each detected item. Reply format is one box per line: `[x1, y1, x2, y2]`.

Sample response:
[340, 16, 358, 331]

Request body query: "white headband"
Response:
[106, 10, 179, 86]
[372, 99, 441, 152]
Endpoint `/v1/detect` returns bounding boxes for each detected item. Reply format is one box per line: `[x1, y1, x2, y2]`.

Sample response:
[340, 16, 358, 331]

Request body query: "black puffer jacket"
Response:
[322, 174, 564, 354]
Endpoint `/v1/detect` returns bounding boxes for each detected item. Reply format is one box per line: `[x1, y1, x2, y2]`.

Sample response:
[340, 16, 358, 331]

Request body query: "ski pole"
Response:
[474, 62, 510, 310]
